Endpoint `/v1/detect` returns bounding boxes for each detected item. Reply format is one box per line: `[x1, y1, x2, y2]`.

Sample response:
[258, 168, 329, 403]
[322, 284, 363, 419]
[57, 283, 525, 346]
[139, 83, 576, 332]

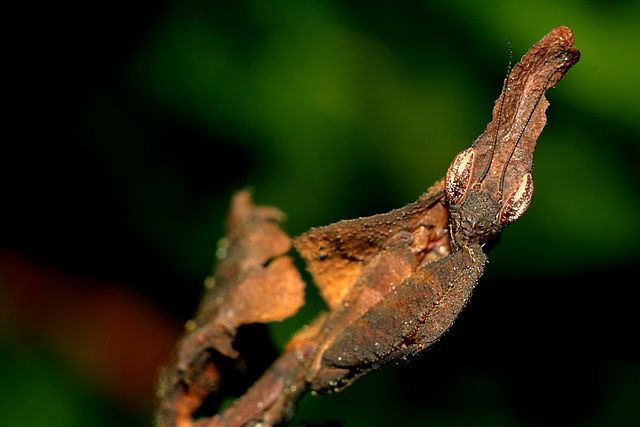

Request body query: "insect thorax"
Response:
[449, 189, 503, 248]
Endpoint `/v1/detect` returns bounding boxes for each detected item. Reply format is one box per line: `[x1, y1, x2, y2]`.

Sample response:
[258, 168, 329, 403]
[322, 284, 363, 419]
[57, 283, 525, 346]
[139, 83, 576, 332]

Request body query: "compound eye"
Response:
[498, 172, 534, 225]
[445, 147, 475, 205]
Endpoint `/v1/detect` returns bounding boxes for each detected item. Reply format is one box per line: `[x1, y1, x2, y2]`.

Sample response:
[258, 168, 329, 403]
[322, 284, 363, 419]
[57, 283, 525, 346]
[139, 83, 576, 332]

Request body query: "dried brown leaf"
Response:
[156, 191, 304, 427]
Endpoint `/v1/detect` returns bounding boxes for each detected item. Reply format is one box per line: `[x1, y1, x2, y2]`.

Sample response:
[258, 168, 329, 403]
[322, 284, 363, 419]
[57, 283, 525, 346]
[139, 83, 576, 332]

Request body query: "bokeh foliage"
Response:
[3, 1, 639, 426]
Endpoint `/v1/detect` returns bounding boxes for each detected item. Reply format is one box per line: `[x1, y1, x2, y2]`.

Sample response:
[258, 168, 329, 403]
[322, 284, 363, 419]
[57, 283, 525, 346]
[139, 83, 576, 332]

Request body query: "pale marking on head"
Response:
[445, 147, 475, 205]
[498, 172, 534, 225]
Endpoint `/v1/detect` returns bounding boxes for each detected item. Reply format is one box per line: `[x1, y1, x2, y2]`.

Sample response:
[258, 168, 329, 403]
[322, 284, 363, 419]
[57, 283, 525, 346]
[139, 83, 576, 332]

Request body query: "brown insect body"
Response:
[447, 26, 579, 249]
[294, 184, 451, 390]
[298, 26, 580, 393]
[155, 27, 579, 427]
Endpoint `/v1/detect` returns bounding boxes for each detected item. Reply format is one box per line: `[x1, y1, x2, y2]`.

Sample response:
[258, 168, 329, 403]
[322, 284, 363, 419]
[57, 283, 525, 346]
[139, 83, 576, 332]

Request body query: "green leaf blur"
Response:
[3, 1, 639, 426]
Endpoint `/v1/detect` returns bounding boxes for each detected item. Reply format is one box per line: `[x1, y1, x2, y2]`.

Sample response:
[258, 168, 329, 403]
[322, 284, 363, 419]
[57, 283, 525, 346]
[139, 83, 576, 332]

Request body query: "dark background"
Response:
[2, 1, 639, 426]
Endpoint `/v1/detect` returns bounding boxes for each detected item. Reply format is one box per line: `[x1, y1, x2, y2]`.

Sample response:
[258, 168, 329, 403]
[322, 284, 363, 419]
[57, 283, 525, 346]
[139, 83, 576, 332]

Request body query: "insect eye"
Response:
[498, 172, 534, 225]
[445, 147, 475, 205]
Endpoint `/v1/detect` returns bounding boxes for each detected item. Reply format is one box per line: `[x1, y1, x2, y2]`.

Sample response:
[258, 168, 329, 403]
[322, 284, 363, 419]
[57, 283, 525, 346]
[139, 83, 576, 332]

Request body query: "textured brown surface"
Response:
[447, 26, 580, 248]
[294, 180, 449, 309]
[155, 27, 580, 427]
[156, 191, 304, 427]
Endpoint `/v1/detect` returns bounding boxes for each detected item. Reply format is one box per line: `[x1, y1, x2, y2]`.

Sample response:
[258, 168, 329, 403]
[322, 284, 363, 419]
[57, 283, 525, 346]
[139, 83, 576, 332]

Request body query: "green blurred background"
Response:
[2, 1, 639, 426]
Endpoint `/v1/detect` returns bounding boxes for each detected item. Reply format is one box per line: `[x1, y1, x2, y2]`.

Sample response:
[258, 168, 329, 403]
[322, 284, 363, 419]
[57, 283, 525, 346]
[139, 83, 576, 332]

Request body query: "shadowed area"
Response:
[2, 1, 639, 426]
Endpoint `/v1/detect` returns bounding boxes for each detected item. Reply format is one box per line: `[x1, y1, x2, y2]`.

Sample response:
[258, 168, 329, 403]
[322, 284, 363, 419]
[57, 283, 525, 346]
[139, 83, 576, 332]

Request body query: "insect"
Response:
[294, 25, 580, 394]
[156, 27, 580, 427]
